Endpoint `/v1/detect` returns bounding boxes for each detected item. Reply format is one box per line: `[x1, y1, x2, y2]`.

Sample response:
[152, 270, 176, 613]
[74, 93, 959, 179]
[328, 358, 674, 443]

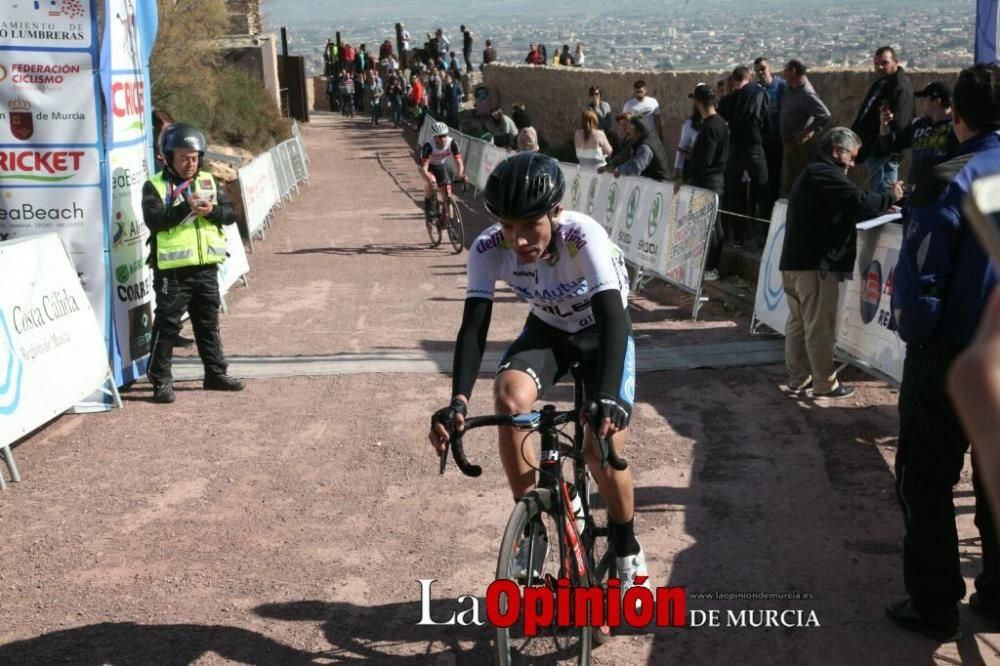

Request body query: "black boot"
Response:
[885, 598, 960, 642]
[203, 374, 245, 391]
[152, 383, 176, 404]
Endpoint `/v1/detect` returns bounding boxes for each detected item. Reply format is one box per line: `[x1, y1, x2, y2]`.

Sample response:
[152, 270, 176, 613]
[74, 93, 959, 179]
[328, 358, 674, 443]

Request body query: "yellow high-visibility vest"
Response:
[148, 170, 227, 270]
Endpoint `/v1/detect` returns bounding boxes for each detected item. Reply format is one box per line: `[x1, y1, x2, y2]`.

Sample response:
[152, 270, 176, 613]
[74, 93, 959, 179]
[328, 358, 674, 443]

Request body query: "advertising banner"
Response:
[239, 152, 280, 236]
[0, 233, 109, 446]
[100, 0, 158, 388]
[107, 141, 152, 371]
[218, 223, 250, 295]
[834, 223, 905, 383]
[0, 1, 95, 51]
[478, 143, 507, 191]
[0, 51, 99, 144]
[0, 0, 109, 405]
[753, 201, 790, 335]
[658, 185, 716, 290]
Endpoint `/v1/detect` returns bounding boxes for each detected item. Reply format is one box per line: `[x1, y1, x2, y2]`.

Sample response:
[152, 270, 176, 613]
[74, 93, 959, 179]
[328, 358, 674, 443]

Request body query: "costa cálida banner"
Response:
[0, 0, 112, 410]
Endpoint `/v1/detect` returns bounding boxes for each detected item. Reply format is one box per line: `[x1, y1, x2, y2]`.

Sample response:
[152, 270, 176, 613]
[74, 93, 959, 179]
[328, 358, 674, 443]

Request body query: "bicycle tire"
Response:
[580, 469, 615, 648]
[446, 198, 464, 254]
[495, 488, 593, 666]
[425, 208, 442, 247]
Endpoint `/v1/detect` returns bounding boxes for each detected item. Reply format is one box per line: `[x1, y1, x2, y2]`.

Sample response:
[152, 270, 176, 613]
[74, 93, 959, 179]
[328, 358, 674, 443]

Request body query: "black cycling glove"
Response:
[593, 395, 631, 432]
[432, 397, 468, 430]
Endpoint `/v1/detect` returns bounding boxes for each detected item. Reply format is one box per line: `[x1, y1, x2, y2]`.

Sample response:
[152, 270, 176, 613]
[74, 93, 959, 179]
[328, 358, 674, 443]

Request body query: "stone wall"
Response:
[482, 64, 959, 164]
[224, 0, 263, 36]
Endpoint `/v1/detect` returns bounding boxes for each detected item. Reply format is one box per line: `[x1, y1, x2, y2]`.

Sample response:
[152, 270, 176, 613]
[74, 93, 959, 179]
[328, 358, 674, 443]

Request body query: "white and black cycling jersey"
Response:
[420, 137, 461, 166]
[466, 211, 629, 333]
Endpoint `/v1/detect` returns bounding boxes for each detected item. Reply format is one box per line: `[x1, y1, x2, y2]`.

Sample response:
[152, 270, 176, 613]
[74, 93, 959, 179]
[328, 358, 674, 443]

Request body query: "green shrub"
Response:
[151, 0, 286, 154]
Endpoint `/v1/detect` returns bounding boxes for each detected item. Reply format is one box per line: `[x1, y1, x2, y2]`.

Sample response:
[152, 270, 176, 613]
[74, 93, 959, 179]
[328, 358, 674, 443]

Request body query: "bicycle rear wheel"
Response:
[446, 198, 464, 254]
[495, 488, 592, 666]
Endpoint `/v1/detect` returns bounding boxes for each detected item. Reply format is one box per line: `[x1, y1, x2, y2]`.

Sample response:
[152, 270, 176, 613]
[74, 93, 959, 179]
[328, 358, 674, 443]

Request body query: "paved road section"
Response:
[1, 112, 995, 665]
[168, 339, 785, 380]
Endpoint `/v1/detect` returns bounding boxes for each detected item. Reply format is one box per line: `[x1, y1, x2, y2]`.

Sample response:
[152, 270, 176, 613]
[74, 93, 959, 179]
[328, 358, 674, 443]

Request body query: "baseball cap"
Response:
[688, 82, 716, 105]
[914, 81, 951, 104]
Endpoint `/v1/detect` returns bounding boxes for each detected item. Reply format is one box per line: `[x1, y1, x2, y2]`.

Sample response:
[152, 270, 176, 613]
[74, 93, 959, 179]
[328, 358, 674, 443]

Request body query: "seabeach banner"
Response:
[0, 233, 109, 447]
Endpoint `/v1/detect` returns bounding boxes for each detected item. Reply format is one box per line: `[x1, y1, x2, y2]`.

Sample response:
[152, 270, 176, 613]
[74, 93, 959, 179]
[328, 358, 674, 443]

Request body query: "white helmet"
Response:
[431, 121, 449, 137]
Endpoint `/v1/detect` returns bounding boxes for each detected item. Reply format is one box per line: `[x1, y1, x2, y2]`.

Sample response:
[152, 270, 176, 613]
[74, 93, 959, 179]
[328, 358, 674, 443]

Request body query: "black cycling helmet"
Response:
[484, 152, 565, 220]
[159, 122, 207, 171]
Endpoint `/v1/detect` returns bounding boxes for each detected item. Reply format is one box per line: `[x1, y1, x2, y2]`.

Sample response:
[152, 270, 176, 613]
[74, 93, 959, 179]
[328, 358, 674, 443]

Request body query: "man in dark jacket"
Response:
[481, 39, 497, 70]
[720, 65, 770, 247]
[461, 25, 473, 73]
[682, 83, 730, 279]
[779, 127, 902, 399]
[608, 115, 670, 182]
[851, 46, 914, 194]
[886, 63, 1000, 644]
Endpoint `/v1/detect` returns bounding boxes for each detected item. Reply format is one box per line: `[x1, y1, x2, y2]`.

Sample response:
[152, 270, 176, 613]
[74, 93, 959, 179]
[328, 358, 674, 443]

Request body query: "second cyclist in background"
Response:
[421, 121, 465, 223]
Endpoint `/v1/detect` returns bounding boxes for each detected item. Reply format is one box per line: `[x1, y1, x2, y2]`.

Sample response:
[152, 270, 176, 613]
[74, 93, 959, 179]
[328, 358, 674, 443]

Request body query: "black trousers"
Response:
[463, 48, 472, 73]
[694, 180, 724, 272]
[762, 134, 783, 216]
[148, 265, 228, 386]
[896, 341, 1000, 612]
[723, 144, 769, 246]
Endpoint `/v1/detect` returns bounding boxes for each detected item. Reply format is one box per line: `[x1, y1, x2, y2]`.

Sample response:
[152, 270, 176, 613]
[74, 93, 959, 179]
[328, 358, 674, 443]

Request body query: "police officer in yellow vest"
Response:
[141, 122, 244, 403]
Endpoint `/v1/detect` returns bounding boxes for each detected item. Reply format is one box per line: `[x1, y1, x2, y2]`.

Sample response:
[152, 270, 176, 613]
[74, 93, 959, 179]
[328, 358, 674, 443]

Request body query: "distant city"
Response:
[261, 0, 976, 77]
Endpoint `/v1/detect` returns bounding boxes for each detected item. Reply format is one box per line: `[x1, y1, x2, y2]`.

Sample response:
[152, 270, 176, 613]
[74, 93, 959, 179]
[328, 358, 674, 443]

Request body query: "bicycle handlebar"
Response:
[438, 407, 628, 478]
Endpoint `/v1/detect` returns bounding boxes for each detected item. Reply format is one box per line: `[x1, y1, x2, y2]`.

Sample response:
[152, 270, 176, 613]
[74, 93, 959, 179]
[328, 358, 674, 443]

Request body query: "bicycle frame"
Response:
[435, 182, 453, 229]
[440, 367, 626, 582]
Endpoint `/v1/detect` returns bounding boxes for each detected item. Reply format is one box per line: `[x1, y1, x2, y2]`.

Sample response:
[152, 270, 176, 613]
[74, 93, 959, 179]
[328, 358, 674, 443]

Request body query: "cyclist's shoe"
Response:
[616, 545, 652, 611]
[511, 532, 549, 583]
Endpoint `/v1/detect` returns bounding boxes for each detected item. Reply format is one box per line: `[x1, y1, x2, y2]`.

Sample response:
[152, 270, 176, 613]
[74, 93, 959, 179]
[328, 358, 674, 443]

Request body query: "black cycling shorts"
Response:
[428, 162, 455, 187]
[497, 313, 634, 406]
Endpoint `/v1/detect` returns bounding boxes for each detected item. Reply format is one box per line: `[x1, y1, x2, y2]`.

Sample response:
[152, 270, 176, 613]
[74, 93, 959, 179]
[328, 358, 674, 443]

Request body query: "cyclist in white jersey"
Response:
[421, 121, 465, 220]
[429, 152, 650, 595]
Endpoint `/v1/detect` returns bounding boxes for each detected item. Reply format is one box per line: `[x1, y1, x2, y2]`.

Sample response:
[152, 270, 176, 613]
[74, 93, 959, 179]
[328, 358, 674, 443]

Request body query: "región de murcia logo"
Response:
[9, 98, 32, 141]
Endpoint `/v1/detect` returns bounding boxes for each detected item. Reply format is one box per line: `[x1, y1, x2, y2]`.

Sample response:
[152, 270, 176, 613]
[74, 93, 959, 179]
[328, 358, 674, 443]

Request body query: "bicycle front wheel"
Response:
[581, 470, 615, 648]
[495, 488, 592, 666]
[446, 198, 464, 254]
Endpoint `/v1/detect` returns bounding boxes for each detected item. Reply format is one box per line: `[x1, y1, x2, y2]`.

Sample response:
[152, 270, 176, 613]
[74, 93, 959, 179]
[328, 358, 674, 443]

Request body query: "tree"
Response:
[150, 0, 227, 133]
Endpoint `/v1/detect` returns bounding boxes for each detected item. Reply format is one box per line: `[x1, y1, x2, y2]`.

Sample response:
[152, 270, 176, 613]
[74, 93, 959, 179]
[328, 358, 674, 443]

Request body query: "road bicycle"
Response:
[439, 366, 628, 665]
[425, 176, 465, 254]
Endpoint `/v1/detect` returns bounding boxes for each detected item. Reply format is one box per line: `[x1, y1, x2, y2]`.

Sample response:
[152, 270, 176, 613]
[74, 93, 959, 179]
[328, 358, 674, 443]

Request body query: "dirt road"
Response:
[0, 113, 996, 665]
